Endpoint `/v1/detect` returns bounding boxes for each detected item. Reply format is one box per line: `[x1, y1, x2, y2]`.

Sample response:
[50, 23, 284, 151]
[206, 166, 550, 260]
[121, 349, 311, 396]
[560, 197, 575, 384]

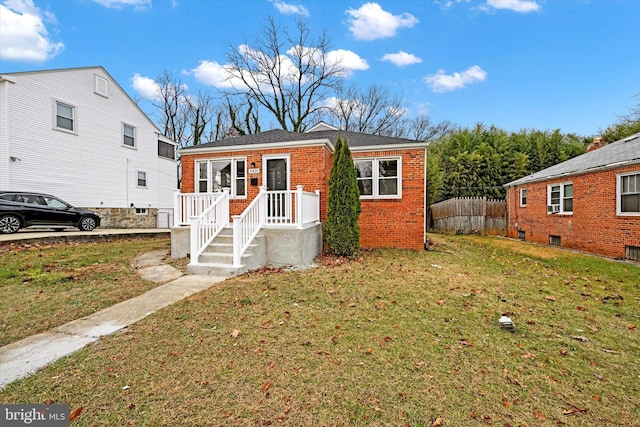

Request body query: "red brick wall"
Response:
[181, 146, 426, 250]
[352, 149, 425, 250]
[506, 165, 640, 259]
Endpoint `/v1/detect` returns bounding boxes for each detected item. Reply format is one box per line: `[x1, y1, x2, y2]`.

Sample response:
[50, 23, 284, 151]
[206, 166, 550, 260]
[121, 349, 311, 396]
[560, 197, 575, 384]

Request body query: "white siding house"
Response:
[0, 66, 177, 228]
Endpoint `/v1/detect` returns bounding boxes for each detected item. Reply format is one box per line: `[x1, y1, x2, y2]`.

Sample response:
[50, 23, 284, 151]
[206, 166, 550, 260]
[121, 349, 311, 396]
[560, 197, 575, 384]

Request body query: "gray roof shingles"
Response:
[505, 132, 640, 186]
[181, 128, 423, 151]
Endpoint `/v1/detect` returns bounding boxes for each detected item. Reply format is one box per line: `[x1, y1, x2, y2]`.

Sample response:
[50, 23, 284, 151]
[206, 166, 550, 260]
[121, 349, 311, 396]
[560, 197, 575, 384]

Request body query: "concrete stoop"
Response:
[186, 227, 267, 276]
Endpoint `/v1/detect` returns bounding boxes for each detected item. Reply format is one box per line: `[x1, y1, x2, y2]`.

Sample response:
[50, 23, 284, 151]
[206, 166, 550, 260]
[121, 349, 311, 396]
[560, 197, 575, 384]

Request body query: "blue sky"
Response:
[1, 0, 639, 137]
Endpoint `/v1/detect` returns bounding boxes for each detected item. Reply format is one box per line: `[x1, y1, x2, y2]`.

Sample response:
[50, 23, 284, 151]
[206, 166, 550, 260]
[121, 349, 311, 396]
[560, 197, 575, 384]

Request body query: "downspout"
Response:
[424, 146, 428, 250]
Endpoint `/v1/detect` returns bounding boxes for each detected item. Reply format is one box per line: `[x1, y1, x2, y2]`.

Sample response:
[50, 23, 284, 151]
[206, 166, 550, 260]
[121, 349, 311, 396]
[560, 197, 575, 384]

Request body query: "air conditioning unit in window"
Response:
[547, 205, 560, 214]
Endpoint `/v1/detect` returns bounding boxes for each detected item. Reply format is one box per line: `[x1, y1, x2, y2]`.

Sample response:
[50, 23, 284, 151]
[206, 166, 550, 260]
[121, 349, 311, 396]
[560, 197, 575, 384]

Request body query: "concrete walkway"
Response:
[0, 236, 227, 389]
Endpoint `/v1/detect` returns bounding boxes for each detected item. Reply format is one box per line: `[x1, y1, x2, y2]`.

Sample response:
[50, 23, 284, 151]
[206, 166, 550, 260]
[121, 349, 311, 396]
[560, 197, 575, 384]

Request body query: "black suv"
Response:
[0, 191, 101, 234]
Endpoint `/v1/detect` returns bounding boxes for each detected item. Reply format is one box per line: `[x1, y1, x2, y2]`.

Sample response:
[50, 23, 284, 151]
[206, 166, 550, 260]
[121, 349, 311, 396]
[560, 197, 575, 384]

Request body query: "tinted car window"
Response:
[43, 196, 68, 209]
[0, 194, 17, 201]
[24, 195, 46, 205]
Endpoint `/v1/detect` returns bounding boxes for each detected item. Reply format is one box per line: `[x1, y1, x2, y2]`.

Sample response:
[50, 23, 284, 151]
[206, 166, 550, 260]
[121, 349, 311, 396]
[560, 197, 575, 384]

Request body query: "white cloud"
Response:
[425, 65, 487, 92]
[271, 0, 309, 16]
[346, 2, 418, 41]
[191, 60, 240, 89]
[0, 0, 63, 62]
[132, 73, 161, 100]
[381, 51, 422, 67]
[325, 49, 369, 76]
[485, 0, 540, 13]
[91, 0, 151, 9]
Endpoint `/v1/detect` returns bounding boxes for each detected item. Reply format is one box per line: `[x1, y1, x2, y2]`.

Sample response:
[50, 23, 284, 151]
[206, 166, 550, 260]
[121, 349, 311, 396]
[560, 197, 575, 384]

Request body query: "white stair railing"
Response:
[174, 191, 223, 227]
[232, 187, 268, 268]
[189, 189, 230, 265]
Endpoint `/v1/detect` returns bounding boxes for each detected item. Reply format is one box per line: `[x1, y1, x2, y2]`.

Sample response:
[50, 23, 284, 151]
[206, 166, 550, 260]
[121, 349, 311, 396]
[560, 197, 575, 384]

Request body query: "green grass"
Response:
[1, 235, 639, 426]
[0, 237, 172, 346]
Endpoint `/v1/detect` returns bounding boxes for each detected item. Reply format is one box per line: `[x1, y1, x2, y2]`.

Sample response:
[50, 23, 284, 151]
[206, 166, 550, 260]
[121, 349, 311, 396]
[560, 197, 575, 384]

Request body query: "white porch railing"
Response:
[232, 187, 268, 267]
[189, 189, 230, 265]
[178, 186, 320, 268]
[174, 190, 224, 227]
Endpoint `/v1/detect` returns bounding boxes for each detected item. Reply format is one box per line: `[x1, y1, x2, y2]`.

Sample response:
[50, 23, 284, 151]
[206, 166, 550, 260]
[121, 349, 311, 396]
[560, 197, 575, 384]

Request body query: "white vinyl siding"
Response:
[354, 157, 401, 199]
[1, 67, 177, 210]
[618, 172, 640, 215]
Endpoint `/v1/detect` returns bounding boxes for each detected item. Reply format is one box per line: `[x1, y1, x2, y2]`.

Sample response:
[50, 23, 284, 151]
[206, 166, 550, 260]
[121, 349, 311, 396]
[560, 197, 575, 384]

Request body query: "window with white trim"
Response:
[618, 172, 640, 215]
[547, 182, 573, 214]
[137, 171, 147, 188]
[55, 101, 75, 132]
[196, 158, 246, 198]
[520, 188, 527, 207]
[123, 124, 136, 147]
[354, 157, 401, 199]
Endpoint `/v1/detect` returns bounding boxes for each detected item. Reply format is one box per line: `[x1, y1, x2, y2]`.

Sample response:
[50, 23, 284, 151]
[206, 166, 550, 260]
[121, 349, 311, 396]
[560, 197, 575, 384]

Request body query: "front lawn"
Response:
[0, 237, 172, 346]
[1, 235, 638, 426]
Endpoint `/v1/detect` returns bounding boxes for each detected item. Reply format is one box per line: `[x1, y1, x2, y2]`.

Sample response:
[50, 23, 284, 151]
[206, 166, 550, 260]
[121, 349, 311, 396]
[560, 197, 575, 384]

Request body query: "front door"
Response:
[264, 157, 289, 220]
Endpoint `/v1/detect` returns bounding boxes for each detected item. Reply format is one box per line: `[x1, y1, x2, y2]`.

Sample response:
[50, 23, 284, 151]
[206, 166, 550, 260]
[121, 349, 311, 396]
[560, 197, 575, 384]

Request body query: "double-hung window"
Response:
[55, 101, 75, 132]
[196, 158, 246, 198]
[520, 188, 527, 207]
[618, 172, 640, 215]
[137, 171, 147, 188]
[123, 124, 136, 148]
[354, 157, 401, 199]
[547, 182, 573, 214]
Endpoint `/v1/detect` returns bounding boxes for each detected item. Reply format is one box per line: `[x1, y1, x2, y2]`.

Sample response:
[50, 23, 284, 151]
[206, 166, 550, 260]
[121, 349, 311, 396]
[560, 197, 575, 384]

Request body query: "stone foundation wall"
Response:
[90, 207, 158, 229]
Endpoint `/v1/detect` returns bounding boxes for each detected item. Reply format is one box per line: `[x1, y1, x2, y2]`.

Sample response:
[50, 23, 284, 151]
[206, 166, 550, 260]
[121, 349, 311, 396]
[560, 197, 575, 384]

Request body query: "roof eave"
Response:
[504, 158, 640, 187]
[179, 138, 335, 154]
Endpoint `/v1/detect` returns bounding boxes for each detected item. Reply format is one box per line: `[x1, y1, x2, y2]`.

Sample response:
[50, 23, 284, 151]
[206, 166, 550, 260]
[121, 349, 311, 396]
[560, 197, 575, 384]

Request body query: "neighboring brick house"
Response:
[504, 132, 640, 260]
[178, 123, 427, 250]
[0, 66, 178, 228]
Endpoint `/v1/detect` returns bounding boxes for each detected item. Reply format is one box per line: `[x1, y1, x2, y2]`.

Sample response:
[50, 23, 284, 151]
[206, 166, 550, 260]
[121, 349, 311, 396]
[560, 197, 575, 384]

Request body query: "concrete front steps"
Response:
[186, 227, 266, 276]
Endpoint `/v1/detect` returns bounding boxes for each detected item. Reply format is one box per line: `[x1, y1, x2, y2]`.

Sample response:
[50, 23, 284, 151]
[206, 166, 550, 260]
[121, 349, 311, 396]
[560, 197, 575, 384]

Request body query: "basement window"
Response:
[135, 208, 148, 215]
[626, 245, 640, 262]
[549, 235, 561, 246]
[518, 230, 526, 240]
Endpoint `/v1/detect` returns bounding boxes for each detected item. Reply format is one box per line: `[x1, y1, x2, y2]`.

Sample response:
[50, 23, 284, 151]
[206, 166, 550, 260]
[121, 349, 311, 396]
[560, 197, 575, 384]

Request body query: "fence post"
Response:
[296, 185, 304, 229]
[232, 215, 242, 268]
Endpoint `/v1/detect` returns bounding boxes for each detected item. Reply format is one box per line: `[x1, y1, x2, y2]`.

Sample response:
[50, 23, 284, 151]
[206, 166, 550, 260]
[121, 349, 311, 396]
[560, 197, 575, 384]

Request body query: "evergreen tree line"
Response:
[426, 125, 589, 204]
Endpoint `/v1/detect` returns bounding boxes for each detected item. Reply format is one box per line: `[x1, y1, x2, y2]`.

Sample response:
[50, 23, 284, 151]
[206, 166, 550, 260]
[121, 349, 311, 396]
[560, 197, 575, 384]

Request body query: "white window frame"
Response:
[53, 100, 77, 134]
[136, 170, 148, 188]
[123, 123, 136, 148]
[617, 171, 640, 216]
[520, 188, 527, 207]
[547, 182, 573, 214]
[195, 157, 247, 199]
[354, 156, 402, 199]
[94, 74, 108, 98]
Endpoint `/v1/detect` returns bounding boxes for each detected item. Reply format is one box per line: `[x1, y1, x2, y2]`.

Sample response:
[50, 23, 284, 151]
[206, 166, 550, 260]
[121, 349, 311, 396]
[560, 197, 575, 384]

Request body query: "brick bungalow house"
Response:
[504, 132, 640, 261]
[172, 123, 427, 274]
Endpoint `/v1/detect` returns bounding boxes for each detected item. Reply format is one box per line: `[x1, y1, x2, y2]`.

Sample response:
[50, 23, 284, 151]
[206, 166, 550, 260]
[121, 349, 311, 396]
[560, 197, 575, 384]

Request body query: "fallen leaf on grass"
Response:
[262, 382, 272, 391]
[230, 329, 241, 338]
[588, 324, 598, 332]
[572, 335, 589, 342]
[563, 407, 588, 415]
[602, 348, 621, 354]
[69, 407, 83, 422]
[221, 411, 232, 418]
[521, 352, 536, 359]
[532, 409, 546, 421]
[432, 417, 443, 426]
[545, 296, 556, 301]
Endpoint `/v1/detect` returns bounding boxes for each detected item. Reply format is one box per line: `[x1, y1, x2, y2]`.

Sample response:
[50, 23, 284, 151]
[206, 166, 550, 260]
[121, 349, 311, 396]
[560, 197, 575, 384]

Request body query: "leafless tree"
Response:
[325, 84, 406, 135]
[153, 71, 189, 147]
[225, 17, 344, 132]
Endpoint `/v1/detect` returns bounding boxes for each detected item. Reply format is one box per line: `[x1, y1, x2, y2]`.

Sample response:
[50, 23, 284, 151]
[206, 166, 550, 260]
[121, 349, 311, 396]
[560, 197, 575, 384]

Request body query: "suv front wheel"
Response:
[0, 214, 21, 234]
[78, 216, 97, 232]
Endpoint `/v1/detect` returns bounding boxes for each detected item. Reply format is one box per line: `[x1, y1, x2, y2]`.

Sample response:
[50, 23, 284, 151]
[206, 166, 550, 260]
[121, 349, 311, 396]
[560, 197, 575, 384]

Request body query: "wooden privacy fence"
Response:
[430, 197, 507, 236]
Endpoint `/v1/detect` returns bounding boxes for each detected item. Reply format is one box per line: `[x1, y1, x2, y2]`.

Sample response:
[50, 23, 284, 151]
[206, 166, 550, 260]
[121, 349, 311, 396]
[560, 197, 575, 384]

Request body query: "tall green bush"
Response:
[325, 136, 361, 256]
